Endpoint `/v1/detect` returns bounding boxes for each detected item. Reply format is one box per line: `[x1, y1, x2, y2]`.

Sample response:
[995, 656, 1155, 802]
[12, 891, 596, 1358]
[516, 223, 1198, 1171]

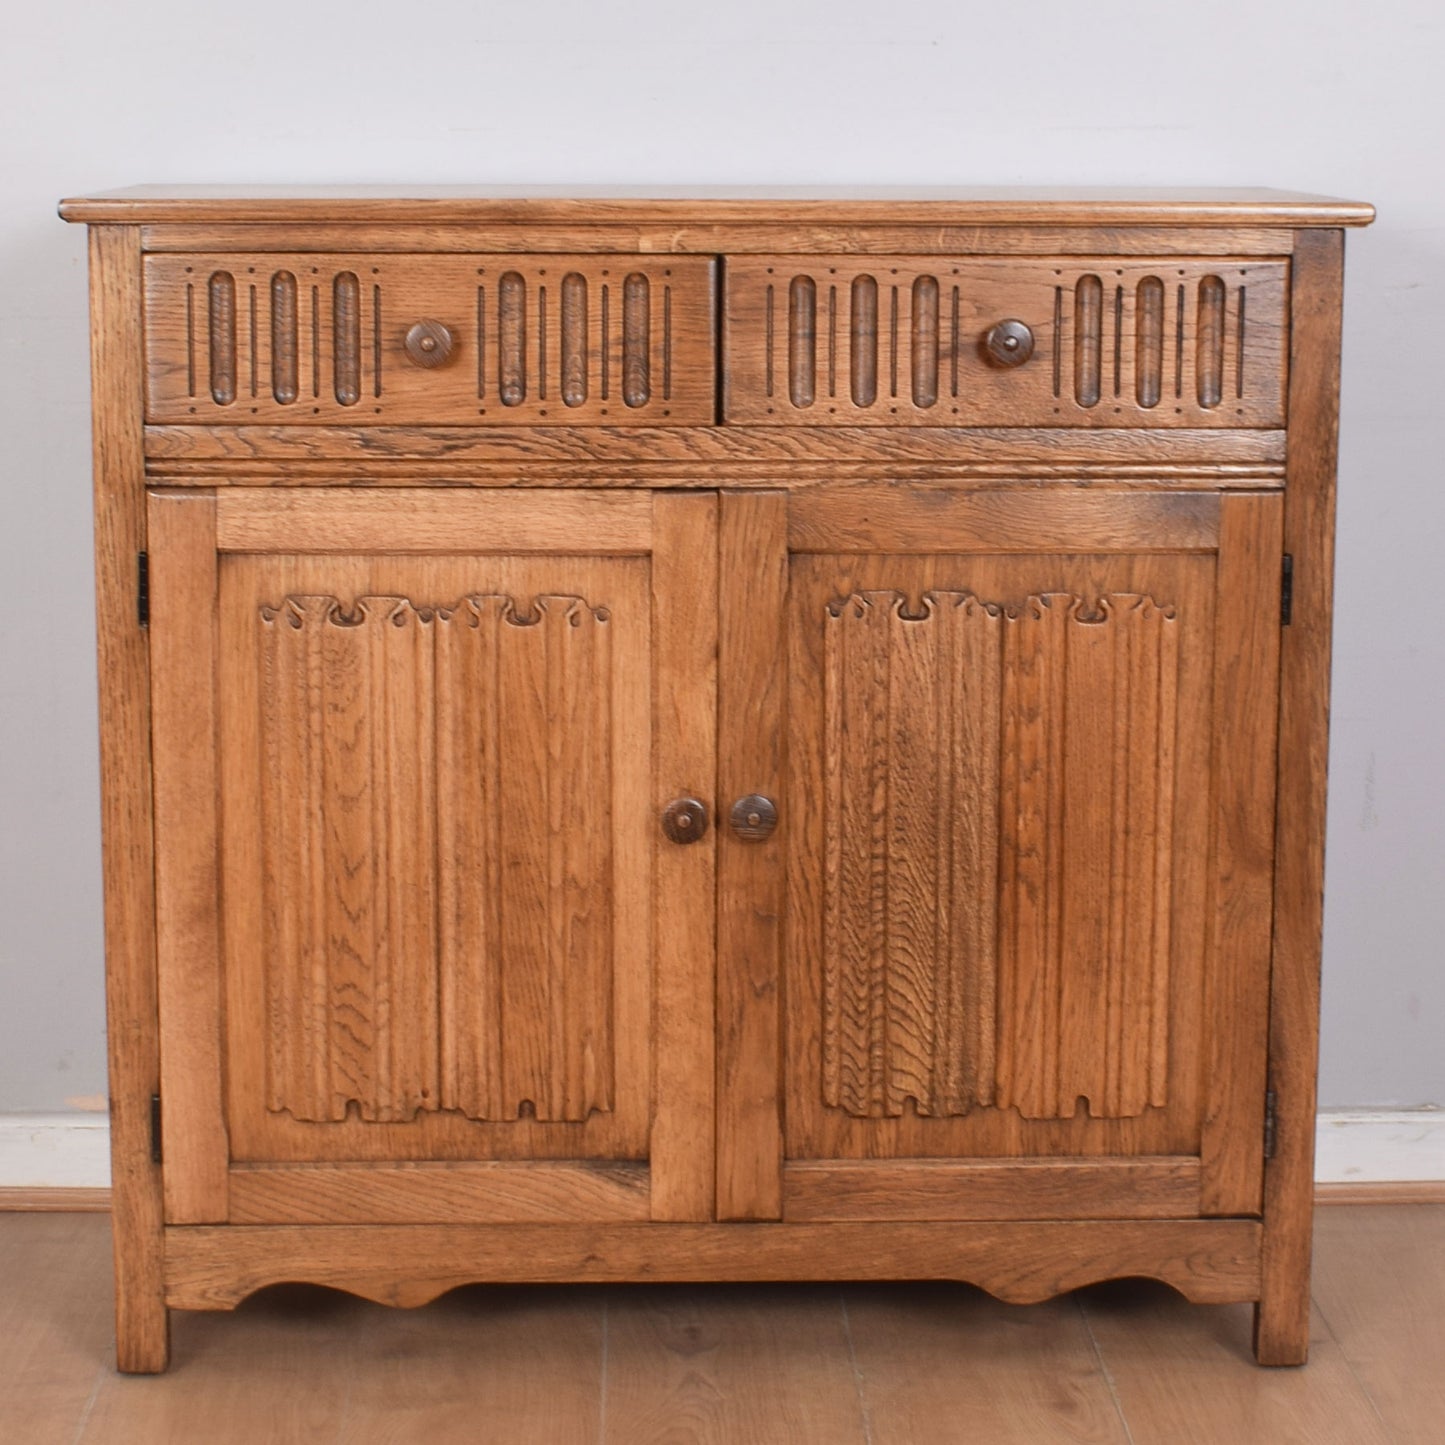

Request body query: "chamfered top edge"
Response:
[57, 184, 1376, 227]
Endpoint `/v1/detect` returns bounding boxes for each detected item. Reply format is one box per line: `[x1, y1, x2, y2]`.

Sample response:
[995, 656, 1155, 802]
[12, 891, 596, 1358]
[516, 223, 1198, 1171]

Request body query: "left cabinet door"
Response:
[147, 487, 718, 1226]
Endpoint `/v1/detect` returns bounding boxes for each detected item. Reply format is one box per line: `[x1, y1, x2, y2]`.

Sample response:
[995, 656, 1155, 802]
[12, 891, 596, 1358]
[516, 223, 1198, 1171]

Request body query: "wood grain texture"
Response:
[726, 258, 1287, 428]
[143, 253, 715, 426]
[214, 487, 652, 553]
[147, 492, 229, 1223]
[87, 225, 170, 1373]
[251, 591, 612, 1127]
[13, 1209, 1445, 1443]
[1314, 1181, 1445, 1205]
[1312, 1203, 1445, 1439]
[649, 493, 718, 1220]
[816, 584, 1181, 1124]
[334, 1289, 604, 1444]
[131, 221, 1315, 262]
[58, 185, 1376, 227]
[1081, 1282, 1391, 1438]
[130, 223, 1322, 269]
[69, 195, 1365, 1370]
[227, 1162, 649, 1224]
[783, 1159, 1202, 1221]
[0, 1214, 113, 1440]
[143, 422, 1288, 471]
[843, 1285, 1129, 1445]
[0, 1188, 113, 1212]
[219, 552, 653, 1167]
[163, 1219, 1262, 1310]
[8, 1180, 1407, 1218]
[785, 544, 1215, 1167]
[1198, 492, 1284, 1216]
[81, 1260, 606, 1442]
[787, 486, 1221, 553]
[1256, 229, 1346, 1366]
[716, 493, 787, 1220]
[995, 590, 1179, 1122]
[602, 1285, 865, 1444]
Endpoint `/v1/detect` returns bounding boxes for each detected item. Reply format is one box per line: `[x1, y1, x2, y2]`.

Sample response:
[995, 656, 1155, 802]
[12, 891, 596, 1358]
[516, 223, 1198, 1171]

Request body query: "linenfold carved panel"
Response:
[724, 257, 1287, 427]
[258, 593, 614, 1126]
[143, 253, 716, 425]
[821, 590, 1179, 1121]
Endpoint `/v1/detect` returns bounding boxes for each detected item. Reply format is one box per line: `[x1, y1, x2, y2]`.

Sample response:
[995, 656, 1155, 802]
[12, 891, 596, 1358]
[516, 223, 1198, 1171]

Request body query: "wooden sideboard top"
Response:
[58, 186, 1376, 227]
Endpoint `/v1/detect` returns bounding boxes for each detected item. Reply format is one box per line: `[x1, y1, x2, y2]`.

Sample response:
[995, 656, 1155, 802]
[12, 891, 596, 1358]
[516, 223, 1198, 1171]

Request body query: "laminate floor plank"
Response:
[1311, 1203, 1445, 1444]
[599, 1283, 866, 1445]
[77, 1284, 361, 1445]
[5, 1205, 1445, 1443]
[842, 1282, 1130, 1444]
[0, 1213, 112, 1445]
[335, 1285, 605, 1445]
[1079, 1281, 1391, 1445]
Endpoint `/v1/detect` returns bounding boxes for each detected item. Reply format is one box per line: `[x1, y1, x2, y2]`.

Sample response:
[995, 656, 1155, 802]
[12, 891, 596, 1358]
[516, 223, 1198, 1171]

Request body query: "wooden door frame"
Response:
[714, 484, 1284, 1223]
[145, 486, 720, 1227]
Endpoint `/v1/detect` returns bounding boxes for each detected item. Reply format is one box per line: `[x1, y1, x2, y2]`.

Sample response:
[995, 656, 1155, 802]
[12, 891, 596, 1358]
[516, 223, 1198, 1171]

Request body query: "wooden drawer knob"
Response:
[661, 797, 709, 844]
[982, 319, 1035, 368]
[404, 319, 456, 368]
[729, 794, 778, 842]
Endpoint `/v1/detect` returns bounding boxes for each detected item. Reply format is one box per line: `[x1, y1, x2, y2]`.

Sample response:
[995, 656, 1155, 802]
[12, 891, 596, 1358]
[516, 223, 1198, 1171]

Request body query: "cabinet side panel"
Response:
[88, 225, 169, 1371]
[1256, 230, 1345, 1366]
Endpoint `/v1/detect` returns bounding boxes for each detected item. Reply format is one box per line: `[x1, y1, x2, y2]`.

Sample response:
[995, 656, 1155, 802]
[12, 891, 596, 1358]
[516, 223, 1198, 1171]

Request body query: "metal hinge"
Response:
[149, 1093, 162, 1165]
[1263, 1089, 1278, 1160]
[1280, 554, 1294, 627]
[137, 551, 150, 628]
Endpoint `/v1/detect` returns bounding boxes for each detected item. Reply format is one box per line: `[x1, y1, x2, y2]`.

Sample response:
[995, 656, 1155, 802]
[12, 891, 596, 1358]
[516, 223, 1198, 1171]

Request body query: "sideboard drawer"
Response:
[723, 256, 1288, 427]
[144, 254, 716, 425]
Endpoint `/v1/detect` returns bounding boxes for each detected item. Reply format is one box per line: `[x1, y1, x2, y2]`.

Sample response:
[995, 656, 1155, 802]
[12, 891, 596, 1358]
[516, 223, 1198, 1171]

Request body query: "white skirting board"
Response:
[1, 1108, 1442, 1192]
[0, 1113, 112, 1189]
[1313, 1107, 1445, 1184]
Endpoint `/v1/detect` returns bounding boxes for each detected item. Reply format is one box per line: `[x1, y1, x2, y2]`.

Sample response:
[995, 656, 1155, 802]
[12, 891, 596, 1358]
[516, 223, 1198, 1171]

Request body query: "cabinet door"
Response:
[148, 488, 716, 1226]
[717, 486, 1282, 1223]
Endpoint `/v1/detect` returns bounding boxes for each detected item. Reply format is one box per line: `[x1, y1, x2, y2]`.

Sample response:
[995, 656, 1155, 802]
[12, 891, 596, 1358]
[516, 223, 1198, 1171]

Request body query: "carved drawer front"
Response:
[143, 254, 716, 425]
[723, 257, 1287, 427]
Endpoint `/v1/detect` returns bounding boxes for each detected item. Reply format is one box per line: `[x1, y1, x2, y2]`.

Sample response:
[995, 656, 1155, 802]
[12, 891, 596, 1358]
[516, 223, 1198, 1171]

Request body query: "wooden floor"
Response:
[0, 1206, 1440, 1444]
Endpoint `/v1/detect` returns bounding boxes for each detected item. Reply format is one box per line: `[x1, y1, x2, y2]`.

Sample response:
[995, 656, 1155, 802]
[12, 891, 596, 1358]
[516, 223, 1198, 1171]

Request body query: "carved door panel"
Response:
[148, 488, 716, 1227]
[717, 486, 1283, 1223]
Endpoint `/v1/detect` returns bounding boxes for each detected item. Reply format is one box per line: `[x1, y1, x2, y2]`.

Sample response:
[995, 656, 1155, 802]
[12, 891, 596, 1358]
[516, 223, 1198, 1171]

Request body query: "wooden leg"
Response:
[1252, 1256, 1311, 1367]
[1251, 229, 1344, 1372]
[115, 1293, 170, 1375]
[111, 1201, 170, 1374]
[88, 224, 171, 1376]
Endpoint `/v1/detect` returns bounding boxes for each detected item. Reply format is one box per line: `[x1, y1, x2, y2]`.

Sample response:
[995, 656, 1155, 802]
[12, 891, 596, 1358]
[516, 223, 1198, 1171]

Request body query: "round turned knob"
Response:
[729, 794, 778, 842]
[404, 319, 456, 369]
[981, 319, 1035, 368]
[661, 797, 709, 845]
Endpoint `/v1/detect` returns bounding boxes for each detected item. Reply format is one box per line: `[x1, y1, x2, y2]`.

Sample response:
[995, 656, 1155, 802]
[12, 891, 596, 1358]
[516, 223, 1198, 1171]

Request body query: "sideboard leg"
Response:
[115, 1286, 170, 1375]
[1253, 1188, 1315, 1367]
[112, 1182, 169, 1373]
[1253, 1284, 1310, 1367]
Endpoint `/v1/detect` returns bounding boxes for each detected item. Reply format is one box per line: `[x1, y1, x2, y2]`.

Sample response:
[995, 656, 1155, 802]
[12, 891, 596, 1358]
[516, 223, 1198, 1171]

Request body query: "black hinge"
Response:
[137, 551, 150, 628]
[1263, 1089, 1278, 1160]
[149, 1093, 162, 1164]
[1280, 554, 1294, 626]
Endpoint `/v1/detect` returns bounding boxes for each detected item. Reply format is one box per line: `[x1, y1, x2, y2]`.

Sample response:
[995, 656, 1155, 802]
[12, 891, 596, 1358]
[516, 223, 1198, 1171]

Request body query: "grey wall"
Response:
[1, 0, 1439, 1114]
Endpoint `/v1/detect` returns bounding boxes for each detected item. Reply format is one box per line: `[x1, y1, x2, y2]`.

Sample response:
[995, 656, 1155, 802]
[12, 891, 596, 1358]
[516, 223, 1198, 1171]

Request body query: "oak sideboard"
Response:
[59, 187, 1373, 1371]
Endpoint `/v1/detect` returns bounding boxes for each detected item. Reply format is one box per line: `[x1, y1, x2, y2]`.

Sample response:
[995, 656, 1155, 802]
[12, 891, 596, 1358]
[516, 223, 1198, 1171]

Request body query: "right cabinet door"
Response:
[732, 485, 1283, 1224]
